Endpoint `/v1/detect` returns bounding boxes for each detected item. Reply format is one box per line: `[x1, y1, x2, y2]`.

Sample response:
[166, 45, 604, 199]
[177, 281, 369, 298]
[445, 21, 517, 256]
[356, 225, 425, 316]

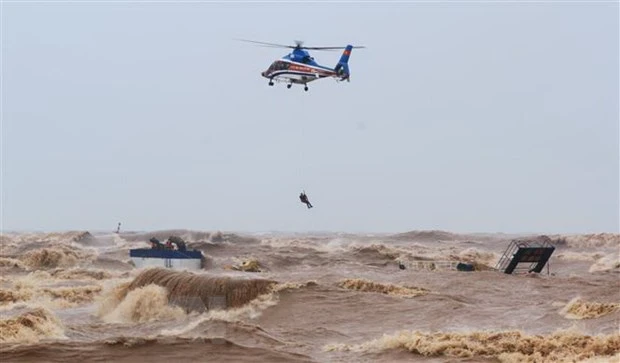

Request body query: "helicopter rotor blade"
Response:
[302, 46, 346, 50]
[234, 39, 296, 49]
[300, 45, 367, 51]
[236, 39, 367, 51]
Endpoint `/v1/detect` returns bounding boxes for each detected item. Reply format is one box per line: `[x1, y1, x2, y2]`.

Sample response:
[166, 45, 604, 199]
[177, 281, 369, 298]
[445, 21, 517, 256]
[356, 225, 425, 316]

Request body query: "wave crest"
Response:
[389, 230, 463, 241]
[560, 297, 620, 320]
[21, 247, 91, 270]
[552, 233, 620, 248]
[50, 268, 113, 280]
[120, 268, 276, 312]
[589, 253, 620, 273]
[326, 329, 620, 362]
[0, 289, 33, 305]
[1, 282, 102, 308]
[0, 257, 26, 269]
[97, 284, 186, 323]
[338, 278, 429, 297]
[0, 307, 65, 343]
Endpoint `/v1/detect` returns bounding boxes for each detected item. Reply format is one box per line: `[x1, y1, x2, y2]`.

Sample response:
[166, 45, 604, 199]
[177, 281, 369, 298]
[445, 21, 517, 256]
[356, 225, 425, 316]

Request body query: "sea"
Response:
[1, 230, 618, 362]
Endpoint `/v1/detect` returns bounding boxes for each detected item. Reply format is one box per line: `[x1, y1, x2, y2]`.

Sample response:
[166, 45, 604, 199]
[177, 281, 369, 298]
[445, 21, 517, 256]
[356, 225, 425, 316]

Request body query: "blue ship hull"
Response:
[129, 249, 204, 270]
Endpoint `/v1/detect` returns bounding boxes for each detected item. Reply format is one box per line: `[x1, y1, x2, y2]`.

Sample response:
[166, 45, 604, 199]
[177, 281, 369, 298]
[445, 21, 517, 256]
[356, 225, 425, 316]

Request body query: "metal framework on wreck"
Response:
[494, 239, 555, 274]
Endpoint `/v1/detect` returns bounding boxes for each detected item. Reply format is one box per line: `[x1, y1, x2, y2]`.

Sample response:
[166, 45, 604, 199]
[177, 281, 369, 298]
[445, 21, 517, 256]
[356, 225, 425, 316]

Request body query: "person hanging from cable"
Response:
[299, 191, 313, 209]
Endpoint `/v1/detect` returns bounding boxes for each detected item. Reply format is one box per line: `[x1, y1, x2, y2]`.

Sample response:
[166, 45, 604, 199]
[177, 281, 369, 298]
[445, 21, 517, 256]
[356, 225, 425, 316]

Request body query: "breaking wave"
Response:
[97, 284, 186, 324]
[20, 247, 92, 270]
[389, 230, 464, 241]
[325, 329, 620, 362]
[0, 257, 26, 269]
[6, 268, 115, 282]
[0, 289, 33, 305]
[589, 253, 620, 273]
[0, 307, 65, 343]
[111, 268, 277, 313]
[351, 244, 412, 262]
[552, 233, 620, 249]
[1, 231, 92, 245]
[1, 282, 102, 308]
[556, 251, 605, 261]
[560, 297, 620, 320]
[338, 278, 429, 297]
[40, 286, 102, 307]
[49, 268, 113, 280]
[0, 273, 42, 305]
[0, 231, 93, 256]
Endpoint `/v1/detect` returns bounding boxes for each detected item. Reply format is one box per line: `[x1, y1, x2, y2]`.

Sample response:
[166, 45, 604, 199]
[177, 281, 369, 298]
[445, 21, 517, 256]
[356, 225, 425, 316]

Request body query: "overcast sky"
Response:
[2, 1, 618, 234]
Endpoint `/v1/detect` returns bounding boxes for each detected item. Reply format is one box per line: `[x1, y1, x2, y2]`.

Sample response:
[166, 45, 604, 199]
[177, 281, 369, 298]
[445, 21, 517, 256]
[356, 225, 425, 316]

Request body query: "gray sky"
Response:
[2, 1, 618, 234]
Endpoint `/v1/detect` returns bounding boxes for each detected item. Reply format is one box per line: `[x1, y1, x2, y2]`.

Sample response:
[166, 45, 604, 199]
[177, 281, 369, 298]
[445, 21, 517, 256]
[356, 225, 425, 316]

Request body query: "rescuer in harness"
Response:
[299, 191, 313, 209]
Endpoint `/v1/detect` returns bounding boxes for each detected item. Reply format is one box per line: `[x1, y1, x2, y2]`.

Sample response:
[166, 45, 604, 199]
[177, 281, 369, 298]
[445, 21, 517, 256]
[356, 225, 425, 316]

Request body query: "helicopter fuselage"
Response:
[262, 58, 338, 85]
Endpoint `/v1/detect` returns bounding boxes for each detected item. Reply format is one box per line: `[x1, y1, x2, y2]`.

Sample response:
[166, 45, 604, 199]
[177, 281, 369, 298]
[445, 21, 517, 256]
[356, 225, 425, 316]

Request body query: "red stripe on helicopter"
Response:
[289, 64, 313, 72]
[287, 64, 335, 76]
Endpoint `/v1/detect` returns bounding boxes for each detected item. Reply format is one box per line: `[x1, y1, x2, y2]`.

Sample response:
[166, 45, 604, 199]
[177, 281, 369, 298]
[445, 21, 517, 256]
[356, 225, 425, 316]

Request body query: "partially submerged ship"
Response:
[129, 236, 205, 270]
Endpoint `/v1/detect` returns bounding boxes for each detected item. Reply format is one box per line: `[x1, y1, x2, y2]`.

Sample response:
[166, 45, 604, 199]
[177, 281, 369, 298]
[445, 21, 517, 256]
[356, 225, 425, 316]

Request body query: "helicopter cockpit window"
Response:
[269, 61, 289, 72]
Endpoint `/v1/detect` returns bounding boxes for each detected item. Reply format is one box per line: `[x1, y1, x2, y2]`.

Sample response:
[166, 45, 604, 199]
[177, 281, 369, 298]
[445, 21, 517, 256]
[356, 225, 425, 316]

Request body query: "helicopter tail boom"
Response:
[334, 45, 354, 80]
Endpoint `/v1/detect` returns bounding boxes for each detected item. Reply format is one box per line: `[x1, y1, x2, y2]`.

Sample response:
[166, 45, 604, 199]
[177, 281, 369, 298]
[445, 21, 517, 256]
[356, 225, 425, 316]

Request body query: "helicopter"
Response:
[238, 39, 365, 91]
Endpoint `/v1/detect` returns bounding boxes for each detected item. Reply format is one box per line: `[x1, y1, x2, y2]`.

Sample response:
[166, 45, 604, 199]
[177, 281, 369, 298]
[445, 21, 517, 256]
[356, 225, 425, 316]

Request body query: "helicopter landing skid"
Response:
[268, 78, 309, 91]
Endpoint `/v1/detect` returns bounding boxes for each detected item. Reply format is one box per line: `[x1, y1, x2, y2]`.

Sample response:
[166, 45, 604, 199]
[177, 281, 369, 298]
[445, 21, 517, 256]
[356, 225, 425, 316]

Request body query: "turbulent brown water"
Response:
[1, 230, 619, 362]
